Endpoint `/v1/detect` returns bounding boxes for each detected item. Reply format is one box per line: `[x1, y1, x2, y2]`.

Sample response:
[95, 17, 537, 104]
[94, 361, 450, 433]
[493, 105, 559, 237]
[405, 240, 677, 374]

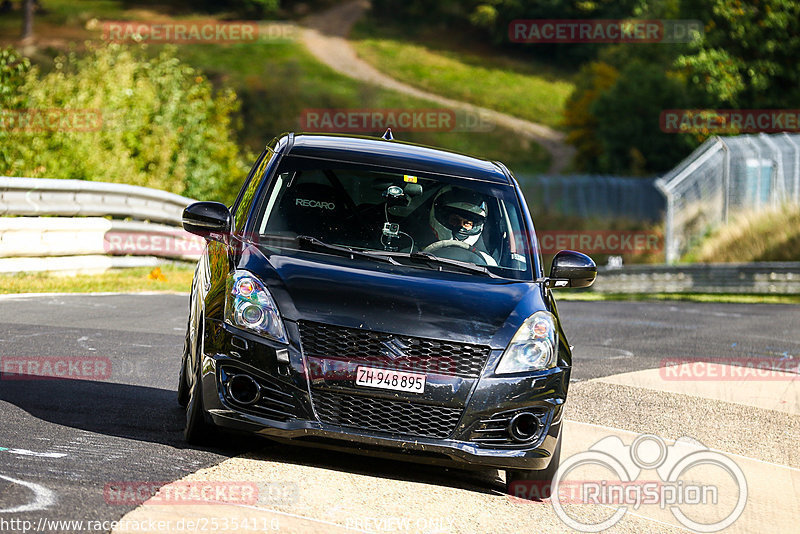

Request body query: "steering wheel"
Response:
[421, 239, 487, 265]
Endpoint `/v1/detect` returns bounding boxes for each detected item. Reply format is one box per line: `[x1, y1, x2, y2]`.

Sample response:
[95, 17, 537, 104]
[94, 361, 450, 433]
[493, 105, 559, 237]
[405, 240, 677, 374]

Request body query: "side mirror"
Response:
[547, 250, 596, 289]
[182, 202, 231, 242]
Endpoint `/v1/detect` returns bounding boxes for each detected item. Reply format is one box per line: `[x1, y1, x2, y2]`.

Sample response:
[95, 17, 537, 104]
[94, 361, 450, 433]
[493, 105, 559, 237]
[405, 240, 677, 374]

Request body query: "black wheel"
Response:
[177, 321, 191, 407]
[184, 319, 215, 444]
[505, 435, 562, 500]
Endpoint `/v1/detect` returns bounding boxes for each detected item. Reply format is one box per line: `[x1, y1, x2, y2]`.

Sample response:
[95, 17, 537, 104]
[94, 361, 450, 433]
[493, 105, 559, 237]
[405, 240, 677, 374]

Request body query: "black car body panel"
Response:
[242, 244, 539, 348]
[182, 133, 591, 473]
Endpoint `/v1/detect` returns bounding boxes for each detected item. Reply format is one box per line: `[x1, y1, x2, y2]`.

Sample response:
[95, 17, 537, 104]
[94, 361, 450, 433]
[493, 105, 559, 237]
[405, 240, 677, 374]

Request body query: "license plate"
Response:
[355, 366, 426, 394]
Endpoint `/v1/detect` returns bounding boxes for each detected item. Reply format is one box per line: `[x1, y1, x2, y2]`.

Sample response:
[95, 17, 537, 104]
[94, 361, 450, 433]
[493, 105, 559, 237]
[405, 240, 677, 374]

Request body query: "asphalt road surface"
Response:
[0, 294, 797, 533]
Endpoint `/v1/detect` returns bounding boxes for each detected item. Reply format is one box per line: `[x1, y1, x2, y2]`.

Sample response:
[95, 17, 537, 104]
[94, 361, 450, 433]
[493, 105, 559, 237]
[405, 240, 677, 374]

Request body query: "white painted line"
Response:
[0, 474, 57, 513]
[0, 447, 67, 459]
[593, 363, 800, 415]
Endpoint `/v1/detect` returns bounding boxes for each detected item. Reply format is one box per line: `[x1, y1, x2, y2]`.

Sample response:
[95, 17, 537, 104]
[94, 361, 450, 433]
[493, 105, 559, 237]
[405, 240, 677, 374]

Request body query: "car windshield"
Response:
[252, 156, 533, 279]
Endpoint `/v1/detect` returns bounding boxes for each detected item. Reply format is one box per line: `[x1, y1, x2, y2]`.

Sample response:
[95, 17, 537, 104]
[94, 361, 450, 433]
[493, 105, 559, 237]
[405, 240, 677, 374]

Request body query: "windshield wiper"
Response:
[406, 251, 499, 278]
[296, 236, 496, 276]
[296, 236, 400, 265]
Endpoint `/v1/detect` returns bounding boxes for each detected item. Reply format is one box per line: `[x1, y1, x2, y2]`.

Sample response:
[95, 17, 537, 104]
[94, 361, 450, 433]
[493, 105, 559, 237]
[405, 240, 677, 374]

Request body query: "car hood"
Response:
[240, 245, 545, 349]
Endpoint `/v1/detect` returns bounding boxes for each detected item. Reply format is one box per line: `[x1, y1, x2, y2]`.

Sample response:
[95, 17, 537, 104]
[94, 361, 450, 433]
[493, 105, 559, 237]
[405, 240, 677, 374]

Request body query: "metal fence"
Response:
[0, 176, 199, 273]
[657, 134, 800, 263]
[516, 174, 664, 221]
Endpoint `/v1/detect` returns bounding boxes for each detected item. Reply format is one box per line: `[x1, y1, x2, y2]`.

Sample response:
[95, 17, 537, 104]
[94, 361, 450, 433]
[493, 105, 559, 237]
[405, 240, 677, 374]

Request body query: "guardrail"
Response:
[0, 176, 191, 225]
[0, 177, 199, 274]
[590, 263, 800, 294]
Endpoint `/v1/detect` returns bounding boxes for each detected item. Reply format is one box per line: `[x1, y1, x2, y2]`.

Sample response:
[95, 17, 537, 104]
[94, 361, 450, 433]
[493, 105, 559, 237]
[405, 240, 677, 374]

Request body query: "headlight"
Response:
[496, 311, 558, 374]
[224, 270, 286, 343]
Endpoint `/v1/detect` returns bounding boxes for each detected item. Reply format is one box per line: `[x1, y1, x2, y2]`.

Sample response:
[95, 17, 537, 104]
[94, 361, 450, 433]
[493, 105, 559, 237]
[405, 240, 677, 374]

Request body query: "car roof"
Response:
[281, 133, 513, 185]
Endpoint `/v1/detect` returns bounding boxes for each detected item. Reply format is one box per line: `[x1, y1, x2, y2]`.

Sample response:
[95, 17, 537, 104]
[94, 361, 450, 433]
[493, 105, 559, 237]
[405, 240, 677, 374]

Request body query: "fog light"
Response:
[508, 412, 540, 442]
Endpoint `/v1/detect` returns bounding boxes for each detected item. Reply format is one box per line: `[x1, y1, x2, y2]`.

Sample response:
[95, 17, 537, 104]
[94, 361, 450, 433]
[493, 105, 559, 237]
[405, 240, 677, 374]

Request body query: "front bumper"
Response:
[200, 319, 569, 471]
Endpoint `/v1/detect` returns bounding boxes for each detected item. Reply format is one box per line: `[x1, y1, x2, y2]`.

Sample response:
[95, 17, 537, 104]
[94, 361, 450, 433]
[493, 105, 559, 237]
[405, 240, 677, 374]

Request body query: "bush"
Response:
[683, 205, 800, 263]
[0, 45, 248, 204]
[0, 48, 32, 169]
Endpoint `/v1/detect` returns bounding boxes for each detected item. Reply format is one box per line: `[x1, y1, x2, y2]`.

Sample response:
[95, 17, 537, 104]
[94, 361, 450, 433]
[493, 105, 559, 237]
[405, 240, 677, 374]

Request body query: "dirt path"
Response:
[301, 0, 575, 174]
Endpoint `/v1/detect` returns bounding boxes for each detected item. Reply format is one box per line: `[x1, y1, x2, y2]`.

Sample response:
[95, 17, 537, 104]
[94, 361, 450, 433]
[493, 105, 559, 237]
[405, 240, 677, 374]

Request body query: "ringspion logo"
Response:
[511, 434, 747, 532]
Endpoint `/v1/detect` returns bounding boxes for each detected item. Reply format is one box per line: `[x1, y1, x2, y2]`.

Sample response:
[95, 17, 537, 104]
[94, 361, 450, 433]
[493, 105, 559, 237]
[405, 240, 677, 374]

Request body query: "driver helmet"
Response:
[429, 186, 488, 246]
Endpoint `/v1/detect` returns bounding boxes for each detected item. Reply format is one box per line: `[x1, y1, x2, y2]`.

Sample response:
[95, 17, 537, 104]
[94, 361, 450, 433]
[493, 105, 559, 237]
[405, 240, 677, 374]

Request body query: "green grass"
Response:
[0, 0, 230, 36]
[556, 292, 800, 304]
[0, 264, 194, 294]
[176, 40, 550, 173]
[0, 0, 170, 41]
[351, 17, 574, 130]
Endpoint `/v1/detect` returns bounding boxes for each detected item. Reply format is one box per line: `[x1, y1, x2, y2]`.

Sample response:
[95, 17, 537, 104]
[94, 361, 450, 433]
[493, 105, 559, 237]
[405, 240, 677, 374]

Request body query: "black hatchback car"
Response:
[178, 132, 596, 492]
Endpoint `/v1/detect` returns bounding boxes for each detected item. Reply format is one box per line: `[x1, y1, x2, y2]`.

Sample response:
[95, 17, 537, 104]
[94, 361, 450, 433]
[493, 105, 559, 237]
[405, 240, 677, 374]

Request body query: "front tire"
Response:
[184, 319, 215, 444]
[505, 435, 562, 500]
[177, 341, 190, 408]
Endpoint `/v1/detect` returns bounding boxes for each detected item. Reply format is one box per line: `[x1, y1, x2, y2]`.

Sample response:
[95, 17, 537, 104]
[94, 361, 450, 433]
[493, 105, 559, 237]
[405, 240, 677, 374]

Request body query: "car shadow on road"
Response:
[0, 376, 255, 454]
[0, 376, 506, 495]
[243, 438, 507, 496]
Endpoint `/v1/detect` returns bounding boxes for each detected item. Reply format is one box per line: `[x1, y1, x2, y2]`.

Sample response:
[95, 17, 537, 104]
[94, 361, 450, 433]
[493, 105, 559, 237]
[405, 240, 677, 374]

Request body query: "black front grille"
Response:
[312, 390, 462, 439]
[298, 321, 491, 378]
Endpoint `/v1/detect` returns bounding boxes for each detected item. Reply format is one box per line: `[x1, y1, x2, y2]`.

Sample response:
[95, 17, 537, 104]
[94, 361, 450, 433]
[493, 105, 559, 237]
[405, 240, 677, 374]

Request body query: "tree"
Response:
[21, 0, 33, 40]
[563, 62, 619, 172]
[676, 0, 800, 108]
[592, 60, 693, 174]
